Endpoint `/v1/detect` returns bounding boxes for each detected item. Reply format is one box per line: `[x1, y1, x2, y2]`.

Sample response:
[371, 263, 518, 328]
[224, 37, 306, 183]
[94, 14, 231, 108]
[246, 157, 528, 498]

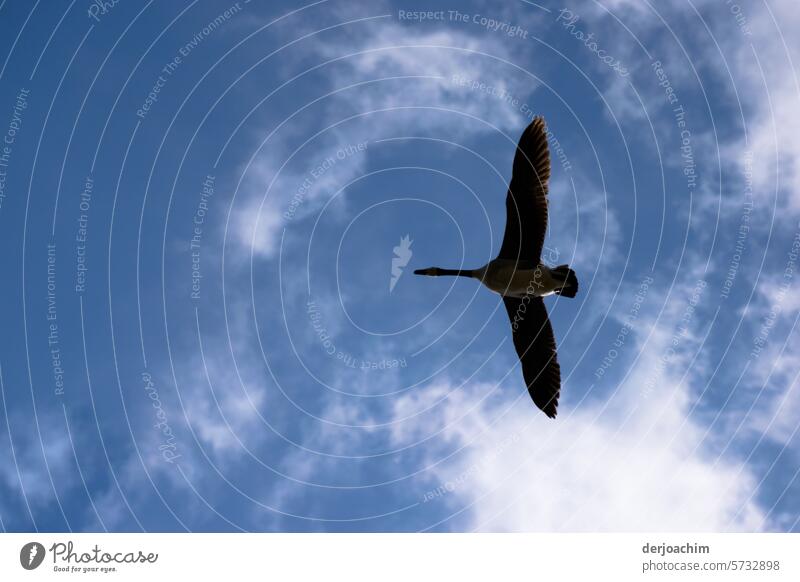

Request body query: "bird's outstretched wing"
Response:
[497, 116, 551, 264]
[502, 296, 561, 418]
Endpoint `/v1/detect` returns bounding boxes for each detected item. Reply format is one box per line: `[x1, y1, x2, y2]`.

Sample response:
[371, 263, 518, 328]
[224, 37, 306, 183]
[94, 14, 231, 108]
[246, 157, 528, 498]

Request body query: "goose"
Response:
[414, 117, 577, 418]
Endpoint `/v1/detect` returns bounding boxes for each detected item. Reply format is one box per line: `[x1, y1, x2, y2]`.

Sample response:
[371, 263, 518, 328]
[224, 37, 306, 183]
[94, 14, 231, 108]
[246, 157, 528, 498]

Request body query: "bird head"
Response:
[413, 267, 440, 276]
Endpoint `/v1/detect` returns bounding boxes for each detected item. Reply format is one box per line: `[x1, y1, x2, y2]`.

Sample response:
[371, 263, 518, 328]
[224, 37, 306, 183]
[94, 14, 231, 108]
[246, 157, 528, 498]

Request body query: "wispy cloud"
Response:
[232, 15, 538, 259]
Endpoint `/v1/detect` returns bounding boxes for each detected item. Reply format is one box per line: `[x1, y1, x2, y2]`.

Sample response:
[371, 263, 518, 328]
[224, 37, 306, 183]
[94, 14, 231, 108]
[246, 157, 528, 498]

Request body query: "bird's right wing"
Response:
[497, 116, 551, 264]
[502, 296, 561, 418]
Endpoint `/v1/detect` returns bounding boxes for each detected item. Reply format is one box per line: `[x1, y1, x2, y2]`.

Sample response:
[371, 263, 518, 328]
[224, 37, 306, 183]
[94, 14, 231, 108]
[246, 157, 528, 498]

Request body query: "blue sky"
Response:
[0, 0, 799, 532]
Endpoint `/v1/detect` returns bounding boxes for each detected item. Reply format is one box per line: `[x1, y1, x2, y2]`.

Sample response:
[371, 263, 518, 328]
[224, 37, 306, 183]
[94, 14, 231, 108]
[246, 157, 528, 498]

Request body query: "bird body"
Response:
[416, 260, 572, 298]
[477, 260, 563, 298]
[414, 116, 578, 418]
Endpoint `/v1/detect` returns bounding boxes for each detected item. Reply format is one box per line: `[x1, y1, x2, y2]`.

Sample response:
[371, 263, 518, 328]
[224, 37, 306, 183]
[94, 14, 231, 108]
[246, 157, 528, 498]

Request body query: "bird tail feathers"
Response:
[552, 264, 579, 298]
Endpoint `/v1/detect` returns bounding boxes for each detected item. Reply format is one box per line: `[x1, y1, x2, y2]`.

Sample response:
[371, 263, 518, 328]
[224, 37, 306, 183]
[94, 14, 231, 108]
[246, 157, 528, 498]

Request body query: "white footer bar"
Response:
[1, 533, 797, 581]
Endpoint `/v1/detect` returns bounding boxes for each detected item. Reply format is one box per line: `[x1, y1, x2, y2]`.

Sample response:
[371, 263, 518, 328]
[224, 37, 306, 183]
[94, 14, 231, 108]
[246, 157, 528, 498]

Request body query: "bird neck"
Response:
[437, 268, 475, 277]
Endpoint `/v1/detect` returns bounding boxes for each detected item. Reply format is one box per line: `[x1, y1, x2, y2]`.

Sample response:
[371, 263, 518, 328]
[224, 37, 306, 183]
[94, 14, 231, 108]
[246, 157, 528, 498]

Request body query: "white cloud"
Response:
[180, 334, 268, 457]
[0, 407, 96, 529]
[591, 0, 800, 215]
[740, 271, 800, 447]
[0, 410, 74, 507]
[732, 1, 800, 212]
[390, 382, 764, 531]
[387, 276, 767, 531]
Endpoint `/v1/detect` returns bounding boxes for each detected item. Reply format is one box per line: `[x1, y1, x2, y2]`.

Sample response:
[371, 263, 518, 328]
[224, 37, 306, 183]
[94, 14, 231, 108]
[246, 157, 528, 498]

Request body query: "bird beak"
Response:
[414, 268, 437, 276]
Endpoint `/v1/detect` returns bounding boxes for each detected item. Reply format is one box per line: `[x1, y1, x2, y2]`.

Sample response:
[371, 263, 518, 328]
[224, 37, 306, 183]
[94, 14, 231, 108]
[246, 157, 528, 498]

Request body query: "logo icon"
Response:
[20, 542, 45, 570]
[390, 235, 413, 293]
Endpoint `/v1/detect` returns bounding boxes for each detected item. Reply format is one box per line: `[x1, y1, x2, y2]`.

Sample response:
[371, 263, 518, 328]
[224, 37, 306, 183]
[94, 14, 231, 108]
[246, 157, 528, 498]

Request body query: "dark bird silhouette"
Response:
[414, 117, 577, 418]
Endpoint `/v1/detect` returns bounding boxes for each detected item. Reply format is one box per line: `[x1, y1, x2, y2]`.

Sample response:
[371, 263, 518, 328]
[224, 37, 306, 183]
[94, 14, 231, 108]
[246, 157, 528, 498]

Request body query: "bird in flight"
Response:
[414, 117, 577, 418]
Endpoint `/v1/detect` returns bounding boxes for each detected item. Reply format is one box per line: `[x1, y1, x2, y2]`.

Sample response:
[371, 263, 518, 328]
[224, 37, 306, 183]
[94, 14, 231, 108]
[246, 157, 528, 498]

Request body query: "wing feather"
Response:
[502, 296, 561, 418]
[497, 116, 551, 263]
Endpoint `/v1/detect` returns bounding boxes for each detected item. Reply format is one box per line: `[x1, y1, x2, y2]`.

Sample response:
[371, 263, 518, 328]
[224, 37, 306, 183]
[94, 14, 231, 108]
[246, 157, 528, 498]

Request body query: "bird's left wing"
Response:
[497, 116, 551, 264]
[502, 296, 561, 418]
